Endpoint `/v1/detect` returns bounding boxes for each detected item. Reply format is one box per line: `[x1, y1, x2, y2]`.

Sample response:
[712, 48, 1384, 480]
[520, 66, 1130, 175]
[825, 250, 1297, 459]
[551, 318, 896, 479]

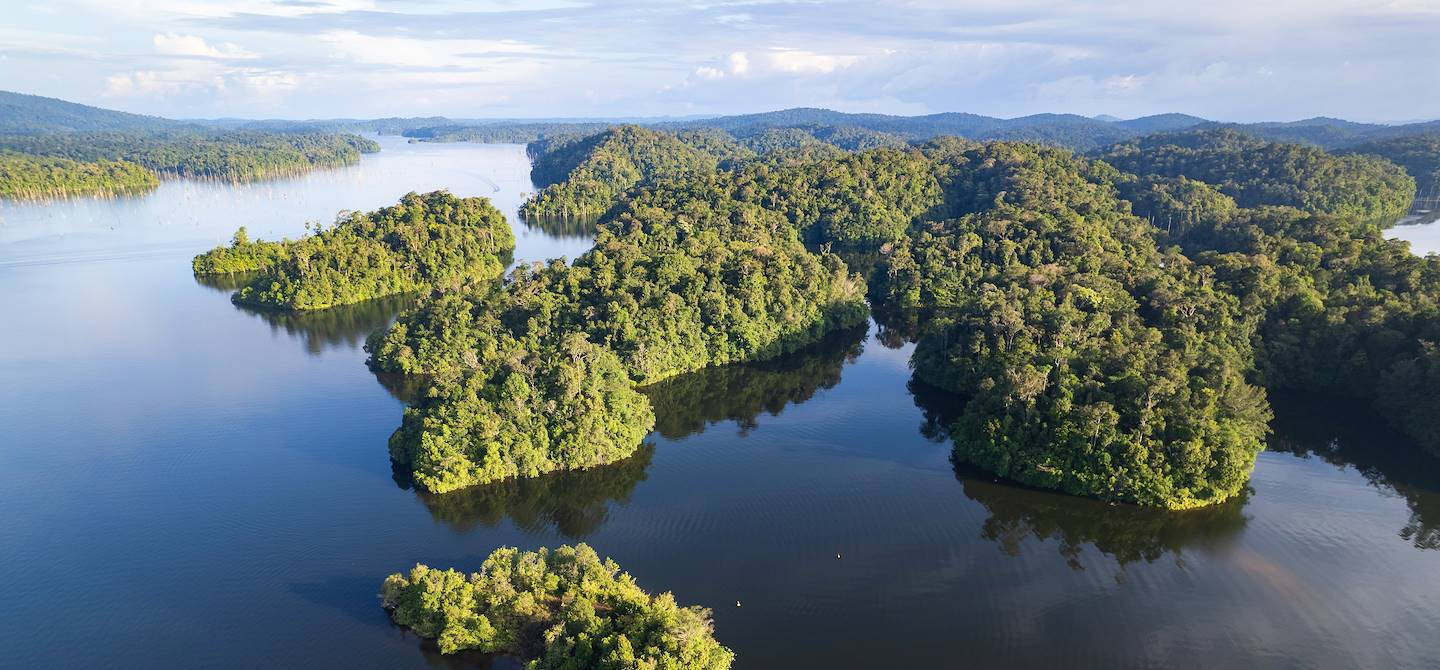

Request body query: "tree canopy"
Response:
[370, 179, 867, 493]
[1098, 128, 1415, 223]
[194, 190, 514, 311]
[382, 544, 734, 669]
[882, 143, 1271, 508]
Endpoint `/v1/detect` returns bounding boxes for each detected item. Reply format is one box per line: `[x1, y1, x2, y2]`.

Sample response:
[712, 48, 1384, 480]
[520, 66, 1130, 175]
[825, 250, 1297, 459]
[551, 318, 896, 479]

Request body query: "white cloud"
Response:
[10, 0, 1440, 120]
[727, 51, 750, 76]
[764, 48, 860, 75]
[317, 30, 541, 70]
[104, 60, 296, 98]
[153, 33, 257, 59]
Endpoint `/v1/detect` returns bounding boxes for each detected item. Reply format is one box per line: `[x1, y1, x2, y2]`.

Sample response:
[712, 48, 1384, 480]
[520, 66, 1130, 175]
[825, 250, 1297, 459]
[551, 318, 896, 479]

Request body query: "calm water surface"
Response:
[2, 137, 1438, 669]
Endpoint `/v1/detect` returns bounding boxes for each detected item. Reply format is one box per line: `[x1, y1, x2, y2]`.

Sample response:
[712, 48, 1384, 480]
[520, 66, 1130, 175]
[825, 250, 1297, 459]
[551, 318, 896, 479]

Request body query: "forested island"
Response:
[194, 191, 514, 310]
[381, 544, 734, 669]
[0, 91, 378, 199]
[350, 119, 1440, 512]
[368, 177, 867, 492]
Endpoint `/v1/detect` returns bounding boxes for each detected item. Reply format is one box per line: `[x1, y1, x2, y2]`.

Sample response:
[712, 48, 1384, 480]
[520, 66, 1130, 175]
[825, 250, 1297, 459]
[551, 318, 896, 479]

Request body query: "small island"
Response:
[381, 544, 734, 669]
[193, 190, 515, 311]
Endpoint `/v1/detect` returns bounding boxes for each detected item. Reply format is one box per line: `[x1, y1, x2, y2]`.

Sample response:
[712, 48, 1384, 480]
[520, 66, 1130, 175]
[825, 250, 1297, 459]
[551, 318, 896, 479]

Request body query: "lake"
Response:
[1, 136, 1438, 669]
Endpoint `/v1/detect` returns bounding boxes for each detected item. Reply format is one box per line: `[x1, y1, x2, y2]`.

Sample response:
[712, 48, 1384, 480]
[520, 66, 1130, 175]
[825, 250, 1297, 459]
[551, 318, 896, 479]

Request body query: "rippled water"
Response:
[1, 137, 1438, 669]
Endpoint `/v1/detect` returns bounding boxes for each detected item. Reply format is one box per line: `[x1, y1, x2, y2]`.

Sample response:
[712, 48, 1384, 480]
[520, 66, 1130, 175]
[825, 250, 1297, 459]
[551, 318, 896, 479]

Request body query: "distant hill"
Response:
[1115, 113, 1209, 133]
[0, 90, 180, 134]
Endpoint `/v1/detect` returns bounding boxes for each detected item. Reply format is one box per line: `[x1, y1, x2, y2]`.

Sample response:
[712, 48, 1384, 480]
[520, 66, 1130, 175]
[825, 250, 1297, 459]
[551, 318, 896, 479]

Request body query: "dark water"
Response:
[2, 138, 1438, 669]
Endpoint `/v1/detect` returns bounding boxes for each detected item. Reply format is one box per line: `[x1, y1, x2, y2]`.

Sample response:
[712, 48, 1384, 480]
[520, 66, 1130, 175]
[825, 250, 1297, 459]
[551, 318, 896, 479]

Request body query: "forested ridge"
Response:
[1097, 128, 1415, 222]
[193, 191, 514, 311]
[0, 91, 379, 200]
[521, 125, 752, 217]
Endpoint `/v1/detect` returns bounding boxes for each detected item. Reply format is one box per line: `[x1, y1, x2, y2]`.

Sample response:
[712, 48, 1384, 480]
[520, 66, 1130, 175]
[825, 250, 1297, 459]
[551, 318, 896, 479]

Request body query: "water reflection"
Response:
[374, 371, 429, 405]
[193, 270, 259, 293]
[641, 324, 867, 439]
[197, 270, 420, 355]
[957, 467, 1250, 569]
[395, 445, 654, 538]
[1269, 391, 1440, 550]
[519, 213, 600, 240]
[910, 376, 1250, 568]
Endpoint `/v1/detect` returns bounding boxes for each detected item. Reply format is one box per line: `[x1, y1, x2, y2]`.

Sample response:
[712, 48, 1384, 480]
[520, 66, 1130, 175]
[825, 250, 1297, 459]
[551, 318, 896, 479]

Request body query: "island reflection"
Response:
[197, 272, 419, 355]
[911, 377, 1250, 569]
[519, 213, 600, 240]
[395, 446, 654, 539]
[392, 323, 869, 537]
[641, 324, 866, 439]
[1268, 391, 1440, 550]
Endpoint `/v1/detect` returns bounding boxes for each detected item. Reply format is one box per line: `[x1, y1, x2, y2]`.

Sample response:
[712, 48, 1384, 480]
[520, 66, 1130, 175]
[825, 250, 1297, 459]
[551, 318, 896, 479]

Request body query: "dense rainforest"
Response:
[368, 177, 867, 493]
[0, 91, 379, 200]
[1097, 128, 1416, 222]
[356, 121, 1440, 509]
[193, 191, 514, 311]
[1340, 133, 1440, 208]
[382, 544, 733, 669]
[520, 125, 752, 217]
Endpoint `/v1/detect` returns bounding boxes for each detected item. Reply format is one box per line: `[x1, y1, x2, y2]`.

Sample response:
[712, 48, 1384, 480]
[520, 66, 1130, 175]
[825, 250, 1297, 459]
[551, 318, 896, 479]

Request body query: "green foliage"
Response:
[883, 143, 1271, 509]
[0, 130, 378, 183]
[521, 126, 752, 217]
[0, 151, 157, 200]
[1116, 175, 1239, 241]
[382, 125, 1440, 507]
[373, 188, 868, 383]
[381, 544, 734, 669]
[1098, 128, 1416, 224]
[371, 175, 868, 492]
[195, 191, 514, 311]
[388, 332, 655, 493]
[192, 227, 292, 274]
[1341, 132, 1440, 205]
[403, 122, 613, 144]
[1166, 205, 1440, 458]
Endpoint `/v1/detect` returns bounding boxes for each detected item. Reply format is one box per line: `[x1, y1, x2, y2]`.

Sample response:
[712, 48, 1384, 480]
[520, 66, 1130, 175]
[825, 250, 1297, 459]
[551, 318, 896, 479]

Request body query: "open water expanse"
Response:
[1, 135, 1438, 669]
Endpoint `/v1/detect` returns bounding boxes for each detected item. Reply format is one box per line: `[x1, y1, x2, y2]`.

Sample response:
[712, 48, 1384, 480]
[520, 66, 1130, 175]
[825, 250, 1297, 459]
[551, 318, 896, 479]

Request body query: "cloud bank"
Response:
[1, 0, 1435, 121]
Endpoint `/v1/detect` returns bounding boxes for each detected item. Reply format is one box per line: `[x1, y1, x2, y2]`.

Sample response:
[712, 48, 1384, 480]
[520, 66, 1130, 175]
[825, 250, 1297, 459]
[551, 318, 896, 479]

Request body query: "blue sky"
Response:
[2, 0, 1437, 122]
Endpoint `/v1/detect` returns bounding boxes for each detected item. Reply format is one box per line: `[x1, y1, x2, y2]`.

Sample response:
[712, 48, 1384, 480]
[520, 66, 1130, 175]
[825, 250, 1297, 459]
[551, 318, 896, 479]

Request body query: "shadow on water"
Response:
[640, 323, 867, 440]
[956, 468, 1251, 570]
[1268, 391, 1440, 550]
[288, 575, 392, 629]
[388, 324, 871, 538]
[394, 445, 655, 539]
[519, 213, 600, 240]
[909, 376, 1250, 570]
[412, 639, 523, 670]
[193, 270, 260, 293]
[196, 270, 421, 355]
[373, 371, 430, 405]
